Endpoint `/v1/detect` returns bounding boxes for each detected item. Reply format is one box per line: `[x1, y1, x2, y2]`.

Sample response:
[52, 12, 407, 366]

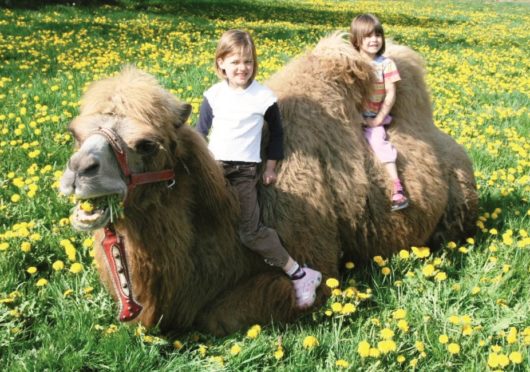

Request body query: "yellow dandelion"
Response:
[11, 194, 21, 203]
[506, 327, 517, 344]
[344, 261, 354, 269]
[422, 264, 436, 277]
[27, 266, 38, 275]
[326, 278, 339, 289]
[36, 278, 48, 287]
[398, 249, 410, 259]
[381, 267, 391, 276]
[69, 262, 83, 273]
[335, 359, 349, 368]
[63, 289, 74, 297]
[447, 241, 457, 250]
[447, 343, 460, 354]
[471, 286, 481, 295]
[377, 339, 397, 354]
[369, 348, 381, 358]
[380, 328, 394, 340]
[509, 351, 523, 364]
[331, 302, 342, 313]
[434, 272, 447, 281]
[246, 325, 261, 339]
[20, 242, 31, 252]
[397, 319, 409, 332]
[415, 341, 425, 352]
[357, 340, 370, 358]
[274, 346, 284, 360]
[341, 303, 356, 315]
[302, 335, 319, 349]
[373, 256, 387, 266]
[411, 246, 430, 258]
[52, 260, 65, 271]
[198, 344, 208, 357]
[230, 344, 241, 356]
[173, 340, 184, 350]
[397, 355, 406, 364]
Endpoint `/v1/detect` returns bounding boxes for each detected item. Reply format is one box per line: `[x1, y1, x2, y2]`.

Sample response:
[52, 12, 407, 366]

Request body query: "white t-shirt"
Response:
[204, 80, 277, 163]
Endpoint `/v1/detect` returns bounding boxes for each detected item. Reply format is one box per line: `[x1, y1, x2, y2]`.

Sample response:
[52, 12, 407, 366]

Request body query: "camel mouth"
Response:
[70, 195, 124, 231]
[71, 197, 111, 231]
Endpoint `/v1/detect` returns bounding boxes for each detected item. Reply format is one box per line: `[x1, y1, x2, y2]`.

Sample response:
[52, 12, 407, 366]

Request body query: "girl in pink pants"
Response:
[350, 14, 409, 211]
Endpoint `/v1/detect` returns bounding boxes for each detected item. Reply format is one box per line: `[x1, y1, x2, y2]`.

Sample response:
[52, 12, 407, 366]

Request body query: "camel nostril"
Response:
[77, 156, 100, 176]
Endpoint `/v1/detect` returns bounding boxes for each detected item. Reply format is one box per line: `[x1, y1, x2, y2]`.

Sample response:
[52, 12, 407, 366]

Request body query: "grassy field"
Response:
[1, 0, 529, 370]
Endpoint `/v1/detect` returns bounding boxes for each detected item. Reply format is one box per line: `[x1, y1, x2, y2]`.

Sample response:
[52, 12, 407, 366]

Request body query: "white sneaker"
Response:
[292, 267, 322, 309]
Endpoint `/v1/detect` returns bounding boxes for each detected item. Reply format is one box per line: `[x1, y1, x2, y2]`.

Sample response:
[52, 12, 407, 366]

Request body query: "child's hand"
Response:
[262, 169, 277, 186]
[365, 117, 380, 127]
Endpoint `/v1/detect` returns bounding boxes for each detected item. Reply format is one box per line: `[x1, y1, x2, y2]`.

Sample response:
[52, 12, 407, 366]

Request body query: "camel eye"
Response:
[135, 140, 159, 156]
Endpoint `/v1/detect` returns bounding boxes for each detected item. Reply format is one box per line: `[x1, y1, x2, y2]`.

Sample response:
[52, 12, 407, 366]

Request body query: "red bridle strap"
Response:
[93, 127, 175, 202]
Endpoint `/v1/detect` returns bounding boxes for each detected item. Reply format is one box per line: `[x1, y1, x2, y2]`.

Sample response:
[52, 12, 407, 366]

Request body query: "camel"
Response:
[59, 33, 478, 336]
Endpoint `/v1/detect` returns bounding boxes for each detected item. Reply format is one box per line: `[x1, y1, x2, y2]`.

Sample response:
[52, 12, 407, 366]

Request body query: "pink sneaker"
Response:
[292, 267, 322, 309]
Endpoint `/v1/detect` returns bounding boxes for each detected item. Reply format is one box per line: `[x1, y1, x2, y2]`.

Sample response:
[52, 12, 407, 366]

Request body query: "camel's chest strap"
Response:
[102, 224, 143, 322]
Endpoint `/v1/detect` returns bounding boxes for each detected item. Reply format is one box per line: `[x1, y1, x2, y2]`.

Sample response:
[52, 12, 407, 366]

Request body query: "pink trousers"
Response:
[363, 125, 397, 163]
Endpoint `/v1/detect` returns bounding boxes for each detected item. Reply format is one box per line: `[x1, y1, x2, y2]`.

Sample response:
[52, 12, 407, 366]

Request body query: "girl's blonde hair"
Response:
[349, 14, 385, 56]
[214, 29, 258, 81]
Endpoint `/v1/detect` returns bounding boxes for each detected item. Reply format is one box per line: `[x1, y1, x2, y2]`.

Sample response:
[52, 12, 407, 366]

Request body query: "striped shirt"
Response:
[365, 56, 401, 114]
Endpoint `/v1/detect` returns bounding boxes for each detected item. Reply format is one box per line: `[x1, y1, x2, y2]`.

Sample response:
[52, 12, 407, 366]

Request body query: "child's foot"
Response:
[391, 190, 409, 211]
[291, 267, 322, 309]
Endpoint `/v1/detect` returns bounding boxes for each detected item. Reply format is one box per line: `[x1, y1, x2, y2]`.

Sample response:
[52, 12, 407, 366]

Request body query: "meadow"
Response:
[1, 0, 529, 370]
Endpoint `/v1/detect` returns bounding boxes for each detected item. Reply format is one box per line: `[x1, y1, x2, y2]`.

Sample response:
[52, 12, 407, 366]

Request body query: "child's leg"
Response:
[384, 162, 409, 211]
[363, 128, 409, 210]
[224, 162, 321, 308]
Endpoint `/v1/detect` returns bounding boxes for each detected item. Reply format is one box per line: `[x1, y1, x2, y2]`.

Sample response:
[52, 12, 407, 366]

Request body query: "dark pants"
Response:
[221, 162, 289, 268]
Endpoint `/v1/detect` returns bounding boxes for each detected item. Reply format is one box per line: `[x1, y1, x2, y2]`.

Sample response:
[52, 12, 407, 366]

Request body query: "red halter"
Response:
[94, 127, 175, 204]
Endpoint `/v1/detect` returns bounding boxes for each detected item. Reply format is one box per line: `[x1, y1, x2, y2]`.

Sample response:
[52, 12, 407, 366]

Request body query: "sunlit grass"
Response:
[1, 0, 529, 370]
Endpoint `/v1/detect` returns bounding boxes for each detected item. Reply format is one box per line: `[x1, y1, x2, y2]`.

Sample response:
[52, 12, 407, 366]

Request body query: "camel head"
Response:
[59, 67, 192, 231]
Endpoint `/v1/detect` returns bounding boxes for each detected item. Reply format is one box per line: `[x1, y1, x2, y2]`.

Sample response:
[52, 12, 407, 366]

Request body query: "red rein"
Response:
[93, 127, 176, 322]
[102, 225, 143, 322]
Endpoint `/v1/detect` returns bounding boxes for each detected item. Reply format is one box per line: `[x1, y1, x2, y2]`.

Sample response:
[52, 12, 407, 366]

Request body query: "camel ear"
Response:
[174, 102, 192, 128]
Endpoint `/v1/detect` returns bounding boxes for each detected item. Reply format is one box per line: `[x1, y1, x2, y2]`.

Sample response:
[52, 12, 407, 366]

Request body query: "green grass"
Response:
[1, 0, 530, 370]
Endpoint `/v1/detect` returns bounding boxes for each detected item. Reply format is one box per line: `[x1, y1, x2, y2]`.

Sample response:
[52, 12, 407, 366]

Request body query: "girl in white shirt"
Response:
[196, 29, 321, 309]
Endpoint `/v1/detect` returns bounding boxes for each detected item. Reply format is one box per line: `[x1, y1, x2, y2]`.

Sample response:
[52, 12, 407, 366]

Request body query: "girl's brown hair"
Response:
[349, 14, 385, 56]
[214, 29, 258, 81]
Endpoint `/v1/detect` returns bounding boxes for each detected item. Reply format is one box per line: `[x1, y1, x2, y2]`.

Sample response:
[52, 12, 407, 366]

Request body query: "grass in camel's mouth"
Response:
[75, 195, 124, 226]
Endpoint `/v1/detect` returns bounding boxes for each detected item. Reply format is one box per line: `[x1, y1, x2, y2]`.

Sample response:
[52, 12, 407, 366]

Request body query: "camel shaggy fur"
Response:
[59, 33, 478, 336]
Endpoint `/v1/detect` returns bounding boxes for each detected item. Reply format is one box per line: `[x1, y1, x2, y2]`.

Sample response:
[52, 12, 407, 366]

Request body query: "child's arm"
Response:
[196, 98, 213, 138]
[263, 103, 284, 186]
[367, 80, 396, 127]
[263, 160, 278, 185]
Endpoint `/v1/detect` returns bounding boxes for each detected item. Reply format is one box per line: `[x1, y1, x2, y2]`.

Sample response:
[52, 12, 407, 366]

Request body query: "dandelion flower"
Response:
[381, 267, 391, 276]
[422, 264, 435, 277]
[509, 351, 523, 364]
[52, 260, 65, 271]
[70, 263, 83, 273]
[173, 340, 184, 350]
[380, 328, 394, 340]
[344, 261, 354, 269]
[397, 319, 409, 332]
[331, 302, 342, 313]
[20, 242, 31, 252]
[326, 278, 339, 289]
[434, 272, 447, 281]
[230, 344, 241, 356]
[399, 249, 410, 259]
[246, 324, 261, 339]
[341, 303, 356, 315]
[397, 355, 406, 363]
[302, 335, 319, 349]
[471, 286, 481, 295]
[357, 340, 370, 358]
[411, 246, 430, 258]
[377, 340, 397, 354]
[447, 343, 460, 354]
[27, 266, 38, 274]
[274, 346, 284, 360]
[335, 359, 349, 368]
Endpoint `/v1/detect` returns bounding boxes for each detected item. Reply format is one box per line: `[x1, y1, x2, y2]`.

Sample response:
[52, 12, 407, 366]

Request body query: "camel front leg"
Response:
[195, 271, 330, 337]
